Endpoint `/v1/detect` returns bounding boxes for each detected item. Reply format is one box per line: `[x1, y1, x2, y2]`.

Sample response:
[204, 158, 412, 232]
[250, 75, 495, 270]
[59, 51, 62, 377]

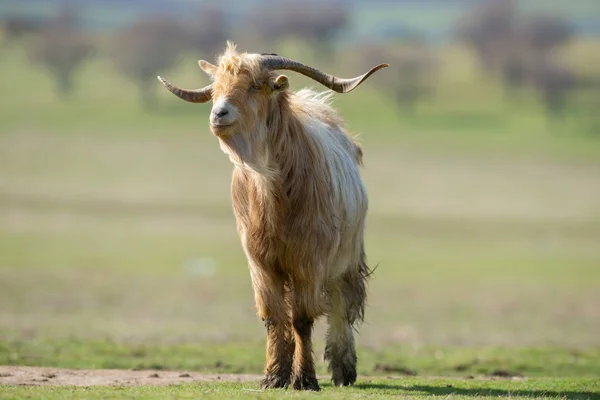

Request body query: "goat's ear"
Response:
[269, 75, 289, 92]
[198, 60, 218, 77]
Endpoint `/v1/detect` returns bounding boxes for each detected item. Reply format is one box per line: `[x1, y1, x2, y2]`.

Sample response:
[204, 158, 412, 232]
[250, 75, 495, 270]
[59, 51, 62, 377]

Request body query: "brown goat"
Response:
[158, 42, 387, 391]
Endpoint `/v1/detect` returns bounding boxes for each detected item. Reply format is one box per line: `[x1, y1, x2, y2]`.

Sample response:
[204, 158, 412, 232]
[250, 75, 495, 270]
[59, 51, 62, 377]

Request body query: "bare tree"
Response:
[395, 49, 437, 113]
[249, 0, 348, 61]
[531, 56, 578, 119]
[1, 16, 46, 44]
[110, 16, 187, 108]
[523, 14, 572, 55]
[28, 5, 93, 98]
[499, 53, 529, 101]
[455, 0, 516, 72]
[456, 0, 580, 120]
[355, 39, 437, 114]
[182, 5, 228, 61]
[502, 13, 574, 111]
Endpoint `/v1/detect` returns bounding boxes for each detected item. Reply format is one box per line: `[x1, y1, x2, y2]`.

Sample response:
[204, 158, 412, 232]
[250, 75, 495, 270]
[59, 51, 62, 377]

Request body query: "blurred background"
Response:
[0, 0, 599, 375]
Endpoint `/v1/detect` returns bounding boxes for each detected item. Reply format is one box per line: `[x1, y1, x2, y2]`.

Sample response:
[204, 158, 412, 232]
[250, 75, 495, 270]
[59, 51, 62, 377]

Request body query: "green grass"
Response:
[2, 339, 600, 378]
[1, 378, 599, 400]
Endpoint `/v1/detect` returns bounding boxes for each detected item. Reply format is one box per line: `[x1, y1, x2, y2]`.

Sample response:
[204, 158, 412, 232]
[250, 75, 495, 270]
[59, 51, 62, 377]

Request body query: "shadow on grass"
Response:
[355, 384, 599, 399]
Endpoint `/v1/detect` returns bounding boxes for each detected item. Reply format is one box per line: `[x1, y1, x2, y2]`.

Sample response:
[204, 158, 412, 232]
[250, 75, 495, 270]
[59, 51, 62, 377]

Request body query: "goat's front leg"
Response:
[291, 287, 320, 391]
[250, 268, 293, 389]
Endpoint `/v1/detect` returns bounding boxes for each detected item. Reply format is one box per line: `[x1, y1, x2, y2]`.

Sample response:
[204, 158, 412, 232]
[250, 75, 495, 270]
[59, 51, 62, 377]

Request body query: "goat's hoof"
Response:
[260, 374, 290, 389]
[332, 365, 357, 387]
[291, 374, 320, 391]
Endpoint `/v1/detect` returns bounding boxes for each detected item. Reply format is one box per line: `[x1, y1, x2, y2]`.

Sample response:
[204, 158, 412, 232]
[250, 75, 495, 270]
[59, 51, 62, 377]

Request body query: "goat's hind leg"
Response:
[324, 265, 368, 386]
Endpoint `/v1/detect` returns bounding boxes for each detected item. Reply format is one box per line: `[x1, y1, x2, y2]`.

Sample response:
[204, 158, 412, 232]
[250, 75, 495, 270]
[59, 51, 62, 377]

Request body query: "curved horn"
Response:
[259, 55, 389, 93]
[157, 76, 213, 103]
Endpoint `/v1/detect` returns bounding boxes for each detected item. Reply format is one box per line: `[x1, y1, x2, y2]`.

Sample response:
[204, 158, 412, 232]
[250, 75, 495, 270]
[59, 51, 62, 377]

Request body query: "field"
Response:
[1, 33, 600, 399]
[2, 367, 599, 400]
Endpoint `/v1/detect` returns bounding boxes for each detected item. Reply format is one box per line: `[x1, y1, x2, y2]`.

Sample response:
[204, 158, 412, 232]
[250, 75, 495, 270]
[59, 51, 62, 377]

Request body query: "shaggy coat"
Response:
[160, 42, 377, 391]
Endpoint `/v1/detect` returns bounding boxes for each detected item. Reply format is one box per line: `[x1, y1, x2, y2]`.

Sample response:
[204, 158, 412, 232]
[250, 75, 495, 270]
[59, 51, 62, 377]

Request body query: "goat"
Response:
[158, 42, 387, 391]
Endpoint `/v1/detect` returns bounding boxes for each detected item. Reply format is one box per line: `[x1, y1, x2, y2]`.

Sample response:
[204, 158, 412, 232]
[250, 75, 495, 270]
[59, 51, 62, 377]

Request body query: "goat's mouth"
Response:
[210, 122, 235, 135]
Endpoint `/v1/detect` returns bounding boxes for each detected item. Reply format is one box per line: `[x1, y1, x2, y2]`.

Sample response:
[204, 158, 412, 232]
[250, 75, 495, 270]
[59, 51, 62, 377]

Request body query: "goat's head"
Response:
[158, 41, 387, 161]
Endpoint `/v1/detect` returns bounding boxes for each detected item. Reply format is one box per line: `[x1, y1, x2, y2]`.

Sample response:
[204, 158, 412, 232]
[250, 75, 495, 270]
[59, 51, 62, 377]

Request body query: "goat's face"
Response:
[199, 52, 289, 140]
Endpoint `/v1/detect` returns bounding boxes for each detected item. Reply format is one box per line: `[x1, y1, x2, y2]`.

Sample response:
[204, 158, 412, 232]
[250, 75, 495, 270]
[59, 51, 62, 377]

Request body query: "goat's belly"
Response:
[233, 171, 367, 281]
[237, 210, 363, 281]
[281, 205, 365, 280]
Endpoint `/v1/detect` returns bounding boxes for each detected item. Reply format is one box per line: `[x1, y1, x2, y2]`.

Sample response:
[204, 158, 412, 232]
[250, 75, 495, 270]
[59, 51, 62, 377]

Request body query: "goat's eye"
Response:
[249, 83, 262, 92]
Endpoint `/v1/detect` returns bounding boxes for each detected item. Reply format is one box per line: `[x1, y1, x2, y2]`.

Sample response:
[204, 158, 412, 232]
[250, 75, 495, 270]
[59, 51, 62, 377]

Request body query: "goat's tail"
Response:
[342, 247, 376, 326]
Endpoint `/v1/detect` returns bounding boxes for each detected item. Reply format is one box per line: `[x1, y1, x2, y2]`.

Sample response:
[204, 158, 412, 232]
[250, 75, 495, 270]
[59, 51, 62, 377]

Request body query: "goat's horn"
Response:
[157, 76, 213, 103]
[259, 55, 389, 93]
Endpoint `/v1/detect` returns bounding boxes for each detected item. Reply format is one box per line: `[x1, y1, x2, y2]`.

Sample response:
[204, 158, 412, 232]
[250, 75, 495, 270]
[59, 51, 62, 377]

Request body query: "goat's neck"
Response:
[229, 92, 309, 195]
[265, 93, 308, 179]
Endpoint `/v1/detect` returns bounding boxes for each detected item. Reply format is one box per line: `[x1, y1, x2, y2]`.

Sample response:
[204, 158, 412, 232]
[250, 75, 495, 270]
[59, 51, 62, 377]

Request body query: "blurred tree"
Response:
[501, 13, 574, 114]
[356, 39, 437, 114]
[531, 57, 577, 120]
[501, 54, 527, 87]
[182, 5, 228, 62]
[523, 14, 574, 120]
[455, 0, 516, 72]
[250, 0, 348, 61]
[1, 16, 46, 44]
[53, 0, 82, 28]
[394, 50, 437, 113]
[497, 28, 536, 102]
[523, 14, 572, 55]
[110, 16, 187, 109]
[28, 4, 93, 98]
[456, 0, 581, 121]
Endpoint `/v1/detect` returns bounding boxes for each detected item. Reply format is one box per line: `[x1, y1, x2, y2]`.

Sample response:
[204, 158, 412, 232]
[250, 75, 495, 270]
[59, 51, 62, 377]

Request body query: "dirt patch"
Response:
[0, 366, 528, 387]
[0, 366, 262, 387]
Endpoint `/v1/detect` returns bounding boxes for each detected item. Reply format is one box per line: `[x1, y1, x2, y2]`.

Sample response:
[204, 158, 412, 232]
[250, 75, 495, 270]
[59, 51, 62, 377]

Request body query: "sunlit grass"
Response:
[1, 377, 599, 400]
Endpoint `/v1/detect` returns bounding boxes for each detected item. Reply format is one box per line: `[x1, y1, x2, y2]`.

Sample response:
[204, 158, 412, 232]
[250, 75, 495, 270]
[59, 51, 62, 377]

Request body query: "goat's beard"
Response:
[219, 132, 252, 166]
[218, 124, 270, 171]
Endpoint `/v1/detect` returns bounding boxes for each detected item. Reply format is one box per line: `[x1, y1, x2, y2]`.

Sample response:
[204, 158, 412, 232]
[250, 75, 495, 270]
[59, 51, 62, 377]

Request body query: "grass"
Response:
[2, 377, 599, 400]
[2, 339, 600, 378]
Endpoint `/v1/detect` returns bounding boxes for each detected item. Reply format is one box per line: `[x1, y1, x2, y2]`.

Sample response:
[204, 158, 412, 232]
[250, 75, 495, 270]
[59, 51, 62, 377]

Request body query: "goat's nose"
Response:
[212, 107, 229, 119]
